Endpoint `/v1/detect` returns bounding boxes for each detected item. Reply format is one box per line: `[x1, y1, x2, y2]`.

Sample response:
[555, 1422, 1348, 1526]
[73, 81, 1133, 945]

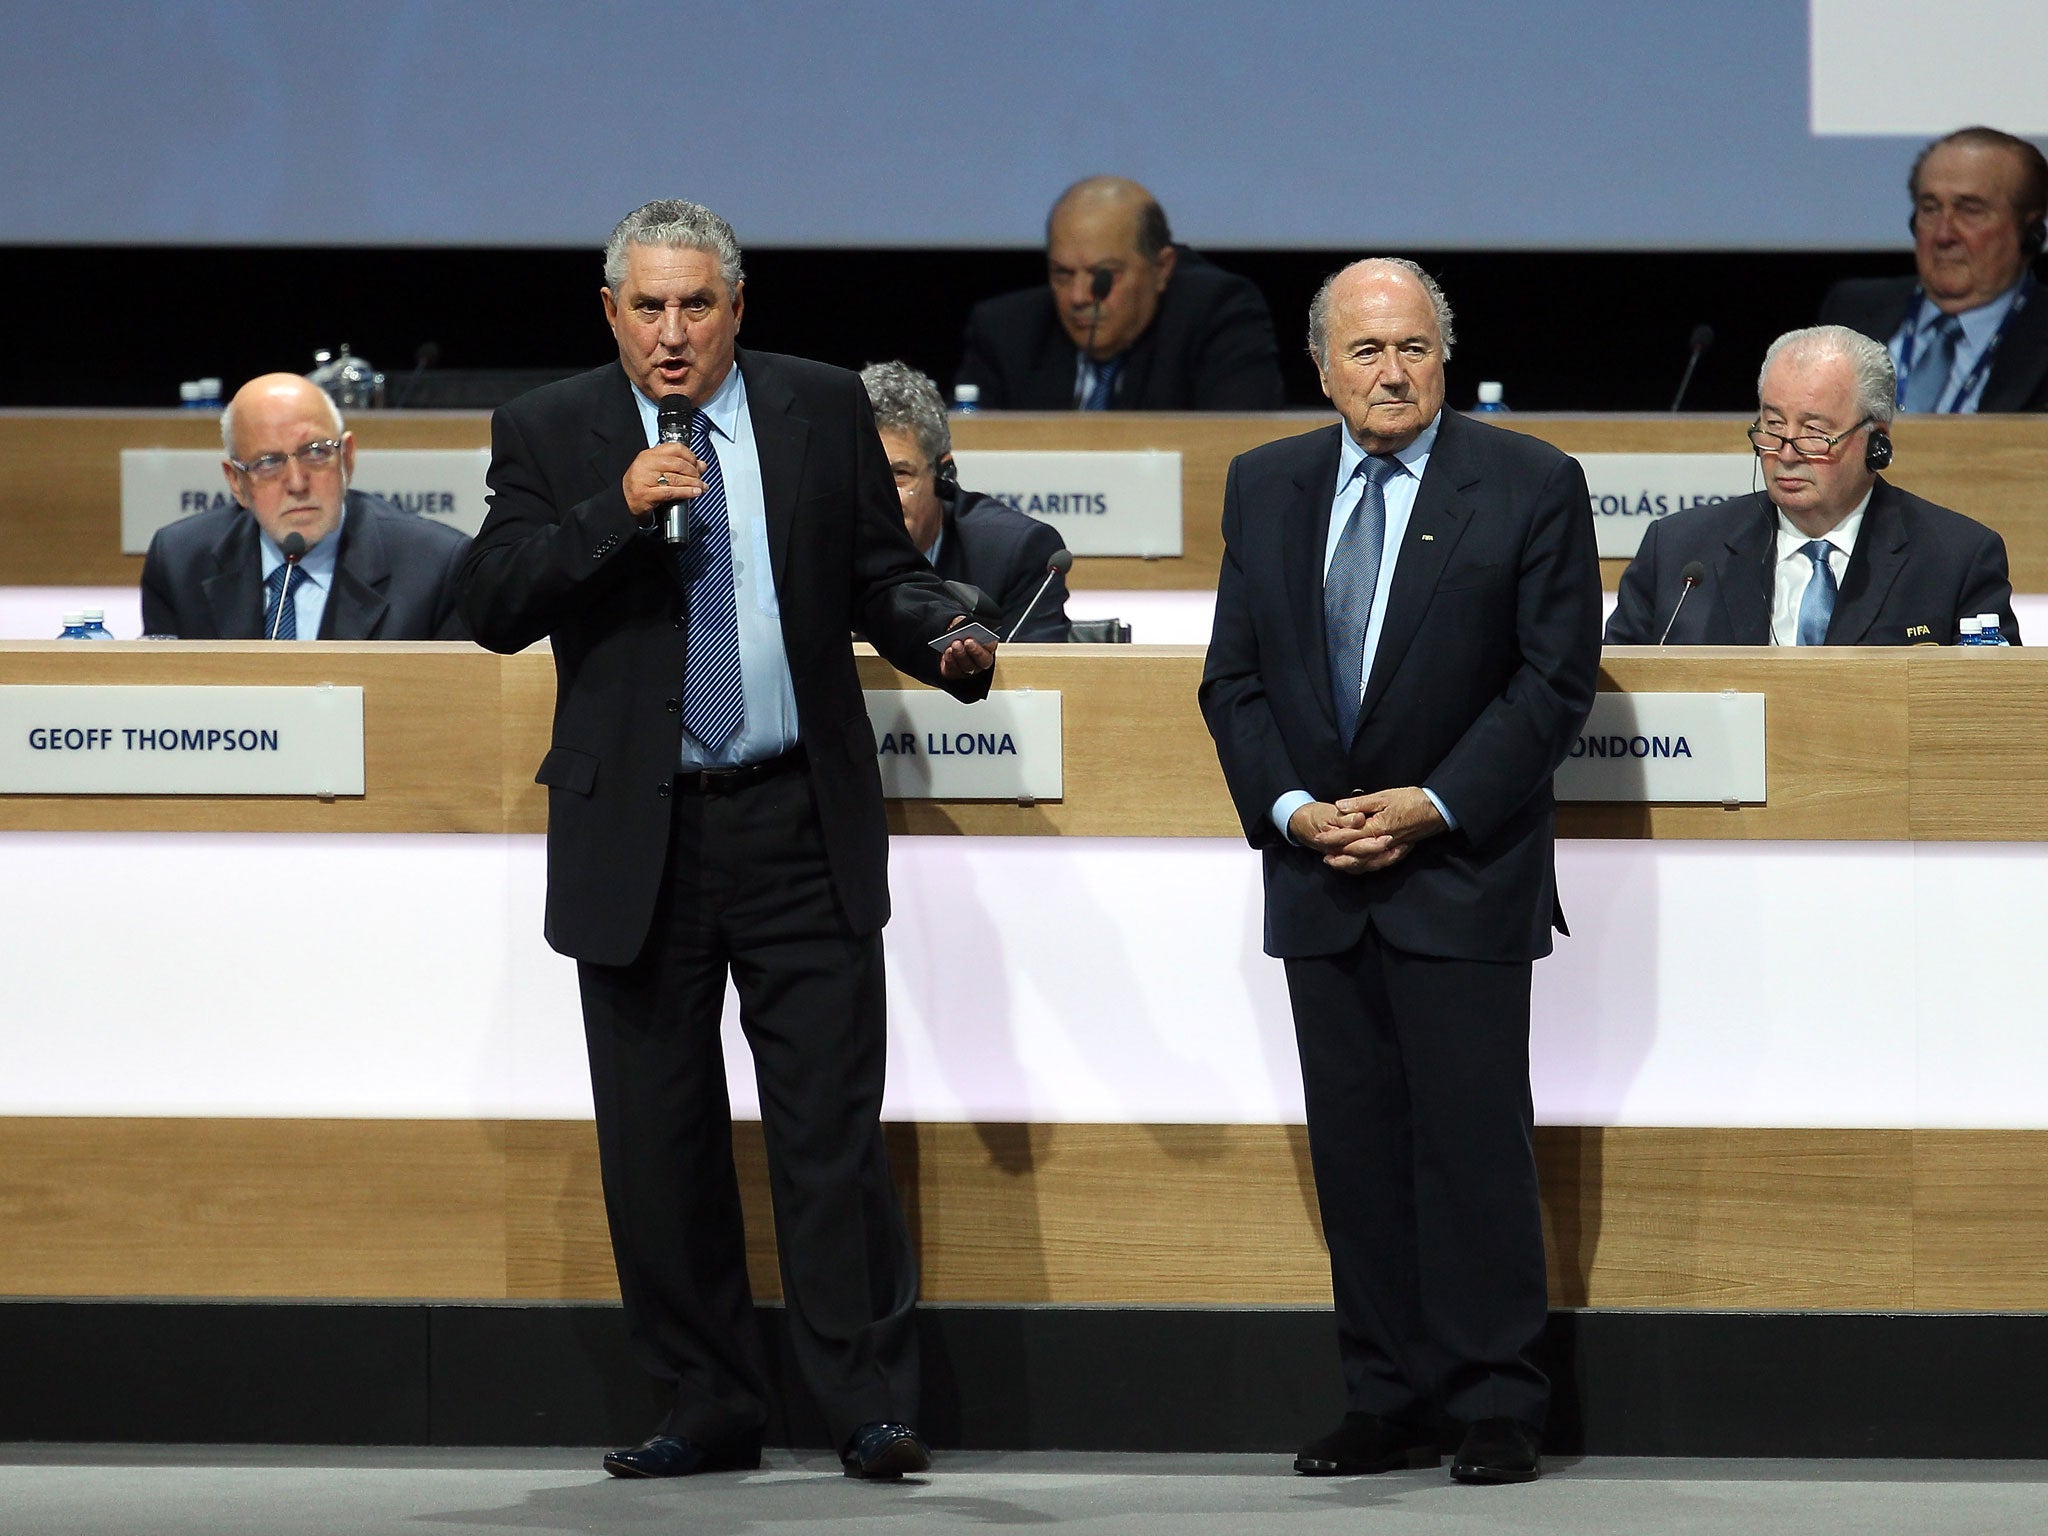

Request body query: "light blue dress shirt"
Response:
[1270, 413, 1457, 843]
[633, 367, 801, 770]
[1888, 281, 2025, 413]
[257, 506, 345, 640]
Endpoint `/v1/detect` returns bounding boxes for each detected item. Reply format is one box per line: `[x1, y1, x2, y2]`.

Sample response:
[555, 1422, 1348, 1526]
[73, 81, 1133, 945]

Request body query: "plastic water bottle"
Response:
[1960, 617, 1984, 645]
[196, 377, 223, 411]
[1474, 382, 1508, 413]
[1977, 612, 2011, 646]
[178, 381, 205, 410]
[80, 608, 115, 640]
[952, 383, 980, 415]
[56, 611, 87, 639]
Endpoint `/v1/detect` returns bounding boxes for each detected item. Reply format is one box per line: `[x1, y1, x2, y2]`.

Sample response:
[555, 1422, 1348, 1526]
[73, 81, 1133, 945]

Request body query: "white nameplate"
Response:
[0, 685, 366, 797]
[865, 689, 1062, 801]
[1578, 453, 1757, 559]
[121, 448, 492, 552]
[1553, 692, 1765, 804]
[948, 450, 1183, 558]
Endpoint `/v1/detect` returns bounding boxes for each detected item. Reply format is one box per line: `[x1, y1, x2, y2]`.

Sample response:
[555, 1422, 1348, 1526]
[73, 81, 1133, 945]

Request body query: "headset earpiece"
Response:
[934, 456, 959, 495]
[1865, 427, 1894, 472]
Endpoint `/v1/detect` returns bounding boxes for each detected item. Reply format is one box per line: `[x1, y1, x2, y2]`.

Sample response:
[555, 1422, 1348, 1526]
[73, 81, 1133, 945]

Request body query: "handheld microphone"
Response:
[1670, 325, 1714, 412]
[1657, 560, 1707, 644]
[1008, 547, 1074, 641]
[656, 394, 691, 544]
[270, 532, 307, 641]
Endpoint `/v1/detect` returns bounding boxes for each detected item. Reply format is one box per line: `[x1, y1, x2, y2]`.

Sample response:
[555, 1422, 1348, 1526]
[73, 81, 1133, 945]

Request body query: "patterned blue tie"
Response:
[1080, 356, 1121, 410]
[1902, 313, 1963, 413]
[676, 410, 745, 750]
[263, 562, 300, 640]
[1325, 454, 1402, 741]
[1796, 539, 1836, 646]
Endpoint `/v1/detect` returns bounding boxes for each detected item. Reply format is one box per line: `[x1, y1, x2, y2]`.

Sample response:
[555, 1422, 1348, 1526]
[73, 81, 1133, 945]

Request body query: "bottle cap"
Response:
[82, 608, 105, 622]
[61, 612, 83, 626]
[1978, 614, 2001, 627]
[1476, 381, 1504, 405]
[198, 377, 223, 398]
[178, 381, 203, 404]
[1961, 617, 1983, 635]
[953, 383, 980, 405]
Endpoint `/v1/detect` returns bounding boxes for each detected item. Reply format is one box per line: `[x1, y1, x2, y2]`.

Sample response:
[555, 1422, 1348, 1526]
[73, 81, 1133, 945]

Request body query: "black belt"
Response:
[674, 745, 806, 794]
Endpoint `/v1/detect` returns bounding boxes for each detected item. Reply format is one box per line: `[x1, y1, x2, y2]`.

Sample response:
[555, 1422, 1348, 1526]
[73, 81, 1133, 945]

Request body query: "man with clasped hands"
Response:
[1200, 258, 1602, 1486]
[457, 200, 994, 1486]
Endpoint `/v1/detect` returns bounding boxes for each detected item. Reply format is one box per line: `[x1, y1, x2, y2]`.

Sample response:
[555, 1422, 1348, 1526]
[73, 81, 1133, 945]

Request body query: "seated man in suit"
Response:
[860, 361, 1073, 640]
[1820, 126, 2048, 413]
[1606, 326, 2018, 646]
[141, 373, 470, 639]
[955, 175, 1286, 411]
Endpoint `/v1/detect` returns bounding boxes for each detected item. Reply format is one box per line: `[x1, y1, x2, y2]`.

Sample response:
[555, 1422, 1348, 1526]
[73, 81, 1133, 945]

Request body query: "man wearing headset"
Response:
[1606, 326, 2018, 646]
[1821, 126, 2048, 414]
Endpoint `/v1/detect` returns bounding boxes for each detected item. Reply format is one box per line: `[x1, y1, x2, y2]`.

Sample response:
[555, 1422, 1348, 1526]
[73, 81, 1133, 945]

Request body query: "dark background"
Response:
[0, 245, 1920, 414]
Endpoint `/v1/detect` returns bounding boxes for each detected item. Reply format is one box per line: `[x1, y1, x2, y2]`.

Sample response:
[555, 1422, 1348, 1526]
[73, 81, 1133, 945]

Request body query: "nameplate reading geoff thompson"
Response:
[0, 685, 366, 796]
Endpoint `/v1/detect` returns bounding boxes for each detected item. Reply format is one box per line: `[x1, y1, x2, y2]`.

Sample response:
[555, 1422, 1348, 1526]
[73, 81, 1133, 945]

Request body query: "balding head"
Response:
[1044, 175, 1179, 360]
[220, 373, 354, 551]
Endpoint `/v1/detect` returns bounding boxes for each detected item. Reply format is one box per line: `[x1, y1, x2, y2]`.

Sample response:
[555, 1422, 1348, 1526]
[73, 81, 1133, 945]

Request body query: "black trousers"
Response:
[1284, 925, 1549, 1429]
[575, 762, 918, 1449]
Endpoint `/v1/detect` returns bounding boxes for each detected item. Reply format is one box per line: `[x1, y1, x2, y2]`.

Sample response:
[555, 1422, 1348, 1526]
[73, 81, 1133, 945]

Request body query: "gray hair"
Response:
[603, 199, 745, 295]
[859, 360, 952, 464]
[220, 382, 345, 460]
[1307, 258, 1457, 368]
[1758, 325, 1897, 426]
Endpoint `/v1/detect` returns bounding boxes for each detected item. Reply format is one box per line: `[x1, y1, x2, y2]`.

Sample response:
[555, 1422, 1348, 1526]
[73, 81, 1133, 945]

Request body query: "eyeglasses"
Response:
[229, 438, 344, 481]
[1746, 418, 1873, 461]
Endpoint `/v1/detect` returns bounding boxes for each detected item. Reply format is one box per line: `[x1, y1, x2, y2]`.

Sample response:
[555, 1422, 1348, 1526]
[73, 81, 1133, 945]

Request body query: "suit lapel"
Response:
[1825, 479, 1908, 644]
[739, 351, 805, 588]
[585, 365, 649, 513]
[1714, 498, 1775, 644]
[1981, 288, 2048, 412]
[321, 495, 391, 639]
[201, 515, 264, 639]
[1280, 426, 1345, 736]
[1356, 415, 1477, 732]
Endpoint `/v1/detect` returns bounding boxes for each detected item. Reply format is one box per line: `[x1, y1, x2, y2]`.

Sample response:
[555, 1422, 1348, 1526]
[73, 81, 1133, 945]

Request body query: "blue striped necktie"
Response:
[263, 562, 300, 640]
[676, 410, 745, 750]
[1325, 454, 1401, 741]
[1796, 539, 1836, 646]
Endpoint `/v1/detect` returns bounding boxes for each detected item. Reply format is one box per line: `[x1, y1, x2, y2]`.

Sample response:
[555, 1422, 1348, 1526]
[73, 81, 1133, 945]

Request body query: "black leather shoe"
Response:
[602, 1433, 762, 1479]
[840, 1421, 931, 1479]
[1294, 1411, 1439, 1475]
[1450, 1418, 1541, 1484]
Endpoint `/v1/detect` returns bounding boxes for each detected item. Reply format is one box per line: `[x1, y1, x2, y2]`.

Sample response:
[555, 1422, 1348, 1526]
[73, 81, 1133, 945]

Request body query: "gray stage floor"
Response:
[5, 1446, 2048, 1535]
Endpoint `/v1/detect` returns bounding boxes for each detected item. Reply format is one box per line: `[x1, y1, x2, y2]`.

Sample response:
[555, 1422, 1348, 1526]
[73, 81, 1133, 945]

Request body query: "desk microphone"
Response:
[397, 341, 440, 408]
[657, 393, 691, 544]
[1079, 268, 1113, 399]
[1008, 547, 1074, 640]
[1657, 560, 1707, 644]
[270, 532, 307, 641]
[1670, 325, 1714, 412]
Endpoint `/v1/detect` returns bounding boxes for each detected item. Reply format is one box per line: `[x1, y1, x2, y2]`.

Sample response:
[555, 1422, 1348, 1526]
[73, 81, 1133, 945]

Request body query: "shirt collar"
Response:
[632, 360, 748, 446]
[258, 504, 346, 586]
[1913, 278, 2025, 349]
[1335, 409, 1440, 491]
[1774, 489, 1871, 561]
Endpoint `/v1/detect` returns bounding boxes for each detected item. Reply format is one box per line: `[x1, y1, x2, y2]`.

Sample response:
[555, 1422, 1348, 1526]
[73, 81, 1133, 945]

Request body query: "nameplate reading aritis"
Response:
[1576, 453, 1760, 559]
[948, 450, 1182, 558]
[1553, 692, 1765, 804]
[120, 448, 491, 552]
[863, 689, 1062, 801]
[0, 685, 366, 796]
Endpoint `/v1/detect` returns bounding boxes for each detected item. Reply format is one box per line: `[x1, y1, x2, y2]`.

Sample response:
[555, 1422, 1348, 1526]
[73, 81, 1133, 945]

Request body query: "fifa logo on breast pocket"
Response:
[1905, 623, 1931, 639]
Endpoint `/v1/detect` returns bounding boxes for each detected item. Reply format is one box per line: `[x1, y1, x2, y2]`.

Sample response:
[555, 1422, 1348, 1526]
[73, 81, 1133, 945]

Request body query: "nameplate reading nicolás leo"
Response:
[864, 689, 1062, 801]
[0, 685, 366, 796]
[1553, 692, 1765, 804]
[1575, 453, 1760, 560]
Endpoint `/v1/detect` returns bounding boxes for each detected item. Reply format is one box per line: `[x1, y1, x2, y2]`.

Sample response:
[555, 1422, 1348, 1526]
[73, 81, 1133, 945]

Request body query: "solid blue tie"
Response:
[676, 411, 745, 750]
[1325, 454, 1401, 741]
[1796, 539, 1836, 646]
[263, 562, 300, 640]
[1902, 313, 1963, 413]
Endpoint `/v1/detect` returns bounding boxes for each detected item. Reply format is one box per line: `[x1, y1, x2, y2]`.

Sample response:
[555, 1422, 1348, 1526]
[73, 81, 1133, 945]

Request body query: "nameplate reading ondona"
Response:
[1577, 453, 1758, 560]
[0, 685, 366, 797]
[864, 689, 1062, 801]
[947, 450, 1182, 558]
[120, 448, 492, 553]
[1553, 692, 1765, 804]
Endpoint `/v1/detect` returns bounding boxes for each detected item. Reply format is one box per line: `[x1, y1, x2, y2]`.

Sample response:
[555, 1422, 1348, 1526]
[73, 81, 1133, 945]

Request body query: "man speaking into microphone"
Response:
[458, 199, 995, 1484]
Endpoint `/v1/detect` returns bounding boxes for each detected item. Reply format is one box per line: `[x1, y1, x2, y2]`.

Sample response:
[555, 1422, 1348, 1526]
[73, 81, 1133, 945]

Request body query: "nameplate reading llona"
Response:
[865, 689, 1062, 801]
[0, 685, 366, 796]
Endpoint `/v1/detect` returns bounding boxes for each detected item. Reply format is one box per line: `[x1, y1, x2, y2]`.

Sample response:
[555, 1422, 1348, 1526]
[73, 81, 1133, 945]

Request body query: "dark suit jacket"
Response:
[457, 353, 986, 967]
[1604, 482, 2019, 646]
[1200, 411, 1604, 965]
[956, 248, 1286, 411]
[139, 489, 470, 640]
[1820, 274, 2048, 412]
[934, 487, 1071, 641]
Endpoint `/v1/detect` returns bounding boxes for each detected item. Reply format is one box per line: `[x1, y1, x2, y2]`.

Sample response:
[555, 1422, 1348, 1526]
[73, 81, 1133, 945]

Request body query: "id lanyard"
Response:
[1893, 272, 2033, 412]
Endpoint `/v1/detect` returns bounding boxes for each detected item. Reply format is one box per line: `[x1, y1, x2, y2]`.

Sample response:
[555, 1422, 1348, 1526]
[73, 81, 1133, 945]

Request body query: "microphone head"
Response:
[1089, 268, 1114, 303]
[414, 341, 441, 368]
[1048, 547, 1075, 575]
[280, 532, 307, 561]
[1688, 324, 1715, 355]
[657, 393, 690, 422]
[1679, 559, 1706, 585]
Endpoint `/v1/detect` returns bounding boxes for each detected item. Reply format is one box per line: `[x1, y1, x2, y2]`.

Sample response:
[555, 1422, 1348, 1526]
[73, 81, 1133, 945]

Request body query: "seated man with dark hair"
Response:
[142, 373, 470, 639]
[1820, 126, 2048, 413]
[860, 361, 1073, 640]
[955, 176, 1286, 411]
